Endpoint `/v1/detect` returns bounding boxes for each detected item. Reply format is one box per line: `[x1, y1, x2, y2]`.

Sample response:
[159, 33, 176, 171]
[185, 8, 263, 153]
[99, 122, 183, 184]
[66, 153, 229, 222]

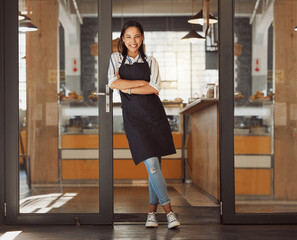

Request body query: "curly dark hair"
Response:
[117, 20, 146, 61]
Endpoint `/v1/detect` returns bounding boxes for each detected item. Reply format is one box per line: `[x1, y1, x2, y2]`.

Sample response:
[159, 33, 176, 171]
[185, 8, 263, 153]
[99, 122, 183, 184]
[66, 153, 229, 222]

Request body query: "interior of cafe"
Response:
[16, 0, 297, 223]
[18, 0, 220, 219]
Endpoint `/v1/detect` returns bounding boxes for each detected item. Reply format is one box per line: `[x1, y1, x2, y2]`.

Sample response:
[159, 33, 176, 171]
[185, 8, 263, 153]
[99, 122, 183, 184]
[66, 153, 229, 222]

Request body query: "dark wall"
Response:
[59, 24, 65, 71]
[80, 16, 202, 99]
[267, 23, 273, 93]
[112, 16, 202, 32]
[81, 18, 98, 100]
[206, 51, 218, 69]
[59, 23, 65, 93]
[234, 17, 252, 102]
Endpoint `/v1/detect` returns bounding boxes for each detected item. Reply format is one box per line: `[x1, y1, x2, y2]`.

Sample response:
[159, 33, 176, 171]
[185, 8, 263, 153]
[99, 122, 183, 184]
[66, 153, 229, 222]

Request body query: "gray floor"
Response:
[1, 224, 297, 240]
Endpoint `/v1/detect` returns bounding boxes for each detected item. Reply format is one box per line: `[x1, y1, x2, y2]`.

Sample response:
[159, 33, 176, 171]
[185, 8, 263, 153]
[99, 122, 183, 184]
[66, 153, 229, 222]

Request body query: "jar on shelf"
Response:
[206, 83, 216, 98]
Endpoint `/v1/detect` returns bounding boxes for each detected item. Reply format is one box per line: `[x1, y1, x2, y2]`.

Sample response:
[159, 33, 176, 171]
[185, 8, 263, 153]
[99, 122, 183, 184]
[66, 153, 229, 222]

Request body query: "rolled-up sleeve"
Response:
[108, 52, 120, 88]
[148, 56, 161, 92]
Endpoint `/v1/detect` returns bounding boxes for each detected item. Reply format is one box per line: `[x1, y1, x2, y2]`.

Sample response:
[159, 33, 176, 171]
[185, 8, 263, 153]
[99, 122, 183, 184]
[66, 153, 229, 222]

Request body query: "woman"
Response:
[108, 21, 180, 229]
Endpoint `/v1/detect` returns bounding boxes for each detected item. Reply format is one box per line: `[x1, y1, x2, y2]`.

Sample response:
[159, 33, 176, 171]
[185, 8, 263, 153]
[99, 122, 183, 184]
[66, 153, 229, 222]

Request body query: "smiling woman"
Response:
[108, 21, 180, 229]
[109, 22, 159, 95]
[122, 27, 143, 58]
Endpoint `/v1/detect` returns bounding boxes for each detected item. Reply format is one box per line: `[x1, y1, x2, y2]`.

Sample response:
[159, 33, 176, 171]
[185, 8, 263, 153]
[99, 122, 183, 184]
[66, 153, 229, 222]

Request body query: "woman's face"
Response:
[122, 26, 144, 56]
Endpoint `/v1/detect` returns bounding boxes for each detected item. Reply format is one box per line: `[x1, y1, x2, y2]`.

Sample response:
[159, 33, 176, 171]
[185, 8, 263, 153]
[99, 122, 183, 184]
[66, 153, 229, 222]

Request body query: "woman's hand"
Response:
[121, 89, 129, 94]
[121, 86, 159, 95]
[110, 73, 148, 90]
[115, 72, 158, 95]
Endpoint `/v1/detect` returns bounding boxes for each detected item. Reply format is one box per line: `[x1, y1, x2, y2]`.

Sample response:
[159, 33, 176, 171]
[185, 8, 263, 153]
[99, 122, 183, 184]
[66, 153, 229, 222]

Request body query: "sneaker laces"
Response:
[147, 212, 157, 222]
[167, 212, 177, 223]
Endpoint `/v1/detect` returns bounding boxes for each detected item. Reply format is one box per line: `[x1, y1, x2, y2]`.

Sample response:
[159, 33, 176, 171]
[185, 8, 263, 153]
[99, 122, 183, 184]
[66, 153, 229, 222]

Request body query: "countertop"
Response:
[180, 98, 219, 114]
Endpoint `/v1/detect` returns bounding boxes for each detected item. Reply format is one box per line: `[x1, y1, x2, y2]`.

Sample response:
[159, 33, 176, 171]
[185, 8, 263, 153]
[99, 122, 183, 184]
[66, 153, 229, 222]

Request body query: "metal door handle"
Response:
[94, 92, 110, 96]
[94, 84, 110, 112]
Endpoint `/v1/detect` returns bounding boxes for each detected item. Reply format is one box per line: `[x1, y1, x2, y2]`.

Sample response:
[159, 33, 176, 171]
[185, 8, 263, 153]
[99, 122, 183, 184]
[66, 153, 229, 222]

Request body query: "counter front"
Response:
[181, 98, 220, 201]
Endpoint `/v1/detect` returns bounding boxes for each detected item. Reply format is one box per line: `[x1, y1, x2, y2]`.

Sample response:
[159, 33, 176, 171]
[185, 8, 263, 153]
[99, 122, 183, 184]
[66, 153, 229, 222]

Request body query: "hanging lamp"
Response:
[188, 10, 218, 25]
[18, 12, 25, 21]
[19, 22, 38, 32]
[182, 0, 205, 42]
[18, 14, 38, 32]
[182, 29, 205, 43]
[20, 15, 33, 23]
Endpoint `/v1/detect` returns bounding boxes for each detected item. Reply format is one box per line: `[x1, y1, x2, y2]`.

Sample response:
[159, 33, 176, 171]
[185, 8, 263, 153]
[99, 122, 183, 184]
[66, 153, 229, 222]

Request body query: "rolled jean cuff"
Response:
[150, 200, 159, 205]
[160, 200, 171, 206]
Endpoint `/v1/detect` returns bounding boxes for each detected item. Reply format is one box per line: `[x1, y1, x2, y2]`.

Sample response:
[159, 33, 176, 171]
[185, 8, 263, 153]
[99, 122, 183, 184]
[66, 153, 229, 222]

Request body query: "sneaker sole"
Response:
[145, 222, 158, 228]
[168, 221, 180, 229]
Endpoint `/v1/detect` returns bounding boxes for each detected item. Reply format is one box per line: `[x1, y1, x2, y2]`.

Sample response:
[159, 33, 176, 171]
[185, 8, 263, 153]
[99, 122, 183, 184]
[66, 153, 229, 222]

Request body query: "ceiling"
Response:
[20, 0, 265, 19]
[68, 0, 266, 19]
[68, 0, 219, 17]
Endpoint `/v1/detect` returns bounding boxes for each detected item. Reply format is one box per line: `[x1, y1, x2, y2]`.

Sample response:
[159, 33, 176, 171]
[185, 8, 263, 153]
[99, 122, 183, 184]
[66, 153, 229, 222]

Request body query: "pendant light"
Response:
[18, 15, 38, 32]
[19, 14, 32, 23]
[295, 26, 297, 31]
[18, 0, 38, 32]
[19, 22, 38, 32]
[182, 29, 205, 43]
[182, 0, 205, 42]
[188, 9, 218, 25]
[18, 12, 25, 21]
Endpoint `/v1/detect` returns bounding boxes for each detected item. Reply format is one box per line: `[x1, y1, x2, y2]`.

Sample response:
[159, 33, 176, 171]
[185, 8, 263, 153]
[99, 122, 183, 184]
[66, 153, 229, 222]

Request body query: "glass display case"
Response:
[234, 101, 274, 198]
[59, 101, 183, 135]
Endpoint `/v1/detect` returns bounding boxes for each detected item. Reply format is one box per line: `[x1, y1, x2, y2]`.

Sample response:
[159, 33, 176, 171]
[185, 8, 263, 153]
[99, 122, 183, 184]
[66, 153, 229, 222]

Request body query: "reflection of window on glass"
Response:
[19, 32, 26, 111]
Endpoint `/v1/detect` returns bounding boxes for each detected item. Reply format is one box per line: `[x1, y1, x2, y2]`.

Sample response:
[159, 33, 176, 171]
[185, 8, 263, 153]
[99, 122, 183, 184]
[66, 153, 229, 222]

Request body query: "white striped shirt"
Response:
[107, 52, 161, 92]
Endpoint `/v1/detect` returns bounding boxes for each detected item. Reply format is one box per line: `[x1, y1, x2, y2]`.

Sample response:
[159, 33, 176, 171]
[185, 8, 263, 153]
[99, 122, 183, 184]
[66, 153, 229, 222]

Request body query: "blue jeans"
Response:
[144, 156, 171, 206]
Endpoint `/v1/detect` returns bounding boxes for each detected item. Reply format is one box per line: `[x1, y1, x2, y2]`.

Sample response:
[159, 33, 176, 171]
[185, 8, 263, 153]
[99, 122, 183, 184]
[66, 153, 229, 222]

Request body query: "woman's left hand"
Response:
[121, 88, 159, 95]
[121, 89, 129, 94]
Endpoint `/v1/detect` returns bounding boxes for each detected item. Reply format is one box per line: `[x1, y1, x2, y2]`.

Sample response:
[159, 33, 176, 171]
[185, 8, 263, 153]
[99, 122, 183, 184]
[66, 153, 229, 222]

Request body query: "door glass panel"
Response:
[112, 0, 219, 215]
[234, 0, 297, 213]
[18, 0, 100, 213]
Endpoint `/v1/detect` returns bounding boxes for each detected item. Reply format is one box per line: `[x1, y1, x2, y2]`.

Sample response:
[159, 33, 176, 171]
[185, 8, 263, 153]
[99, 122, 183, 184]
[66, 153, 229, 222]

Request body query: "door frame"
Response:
[219, 0, 297, 224]
[4, 0, 297, 226]
[0, 0, 5, 227]
[2, 0, 113, 224]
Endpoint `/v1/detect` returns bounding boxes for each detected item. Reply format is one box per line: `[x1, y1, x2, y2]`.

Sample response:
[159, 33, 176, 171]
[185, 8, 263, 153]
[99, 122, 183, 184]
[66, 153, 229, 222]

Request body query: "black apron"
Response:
[119, 55, 176, 165]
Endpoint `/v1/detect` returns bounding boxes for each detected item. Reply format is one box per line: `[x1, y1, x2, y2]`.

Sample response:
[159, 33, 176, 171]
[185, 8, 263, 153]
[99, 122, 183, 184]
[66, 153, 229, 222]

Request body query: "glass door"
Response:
[4, 0, 113, 224]
[111, 0, 220, 223]
[220, 0, 297, 224]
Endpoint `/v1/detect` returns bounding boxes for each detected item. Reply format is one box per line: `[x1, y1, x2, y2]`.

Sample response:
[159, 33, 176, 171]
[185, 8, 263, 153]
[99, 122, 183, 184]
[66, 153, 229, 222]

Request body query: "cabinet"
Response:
[234, 102, 273, 196]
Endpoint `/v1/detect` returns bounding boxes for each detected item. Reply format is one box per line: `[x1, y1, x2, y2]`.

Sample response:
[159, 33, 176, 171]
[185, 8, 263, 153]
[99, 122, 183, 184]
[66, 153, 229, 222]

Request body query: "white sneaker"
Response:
[145, 212, 158, 228]
[166, 211, 180, 229]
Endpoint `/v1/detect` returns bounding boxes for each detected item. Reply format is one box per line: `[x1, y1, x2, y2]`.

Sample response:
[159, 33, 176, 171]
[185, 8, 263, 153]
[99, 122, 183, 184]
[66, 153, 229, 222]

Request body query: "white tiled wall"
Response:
[112, 31, 218, 103]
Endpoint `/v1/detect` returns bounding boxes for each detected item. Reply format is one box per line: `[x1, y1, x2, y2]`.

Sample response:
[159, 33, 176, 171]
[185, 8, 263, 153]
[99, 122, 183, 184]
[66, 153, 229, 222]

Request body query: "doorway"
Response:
[110, 0, 220, 223]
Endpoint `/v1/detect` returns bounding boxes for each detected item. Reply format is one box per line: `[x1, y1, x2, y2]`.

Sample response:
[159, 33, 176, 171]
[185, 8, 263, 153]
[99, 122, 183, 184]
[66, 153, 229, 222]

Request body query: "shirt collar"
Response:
[127, 53, 141, 63]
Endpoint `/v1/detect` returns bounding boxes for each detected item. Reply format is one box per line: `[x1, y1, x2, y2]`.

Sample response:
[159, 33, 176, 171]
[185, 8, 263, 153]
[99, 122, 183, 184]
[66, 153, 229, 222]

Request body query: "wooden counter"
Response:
[182, 99, 273, 199]
[180, 98, 218, 115]
[181, 99, 220, 201]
